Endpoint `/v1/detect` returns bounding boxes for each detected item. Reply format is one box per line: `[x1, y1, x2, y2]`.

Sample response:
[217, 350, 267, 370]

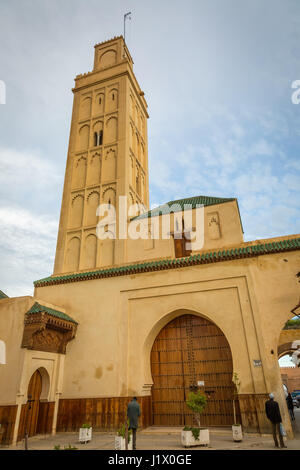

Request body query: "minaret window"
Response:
[94, 130, 103, 147]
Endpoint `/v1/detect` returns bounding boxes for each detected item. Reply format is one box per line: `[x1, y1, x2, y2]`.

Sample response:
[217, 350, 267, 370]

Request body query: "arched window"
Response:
[94, 130, 103, 147]
[99, 130, 103, 145]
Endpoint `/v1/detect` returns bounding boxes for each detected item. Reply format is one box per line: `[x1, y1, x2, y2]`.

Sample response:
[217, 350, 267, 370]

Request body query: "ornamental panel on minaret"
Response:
[53, 36, 149, 275]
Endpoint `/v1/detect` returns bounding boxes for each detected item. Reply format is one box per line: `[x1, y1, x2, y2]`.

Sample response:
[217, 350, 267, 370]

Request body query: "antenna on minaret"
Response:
[124, 11, 131, 43]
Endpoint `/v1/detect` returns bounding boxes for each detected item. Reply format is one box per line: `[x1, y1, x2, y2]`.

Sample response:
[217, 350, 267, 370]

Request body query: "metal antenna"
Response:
[124, 12, 131, 43]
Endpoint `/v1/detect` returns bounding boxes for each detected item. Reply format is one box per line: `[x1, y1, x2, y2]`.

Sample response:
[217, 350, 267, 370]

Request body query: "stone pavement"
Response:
[4, 409, 300, 451]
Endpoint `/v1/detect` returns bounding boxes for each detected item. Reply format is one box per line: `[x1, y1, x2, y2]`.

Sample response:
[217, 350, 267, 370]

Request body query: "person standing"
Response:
[265, 393, 287, 448]
[286, 393, 295, 421]
[127, 397, 141, 450]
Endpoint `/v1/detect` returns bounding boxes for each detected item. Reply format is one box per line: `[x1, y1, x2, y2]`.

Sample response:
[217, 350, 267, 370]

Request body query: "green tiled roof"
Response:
[133, 195, 236, 220]
[34, 237, 300, 288]
[27, 302, 78, 324]
[0, 290, 8, 299]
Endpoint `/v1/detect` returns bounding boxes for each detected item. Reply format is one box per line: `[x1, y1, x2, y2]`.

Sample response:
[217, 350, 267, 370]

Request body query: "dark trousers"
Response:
[132, 428, 137, 450]
[271, 422, 285, 447]
[288, 408, 295, 420]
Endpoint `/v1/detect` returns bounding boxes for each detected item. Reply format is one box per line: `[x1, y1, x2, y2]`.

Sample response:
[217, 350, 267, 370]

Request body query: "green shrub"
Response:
[185, 390, 207, 427]
[117, 420, 132, 444]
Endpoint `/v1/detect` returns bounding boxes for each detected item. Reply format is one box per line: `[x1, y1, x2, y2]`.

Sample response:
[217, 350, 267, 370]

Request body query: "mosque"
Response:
[0, 36, 299, 446]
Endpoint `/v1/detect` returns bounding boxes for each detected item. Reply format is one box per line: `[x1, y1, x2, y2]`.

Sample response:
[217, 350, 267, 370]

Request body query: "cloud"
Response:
[0, 205, 58, 297]
[0, 147, 60, 190]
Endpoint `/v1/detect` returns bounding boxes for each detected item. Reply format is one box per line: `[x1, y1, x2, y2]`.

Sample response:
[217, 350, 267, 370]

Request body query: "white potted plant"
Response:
[181, 390, 209, 447]
[115, 421, 133, 450]
[232, 372, 243, 442]
[79, 423, 92, 443]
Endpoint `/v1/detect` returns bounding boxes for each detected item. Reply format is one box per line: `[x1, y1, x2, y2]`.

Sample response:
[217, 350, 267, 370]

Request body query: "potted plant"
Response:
[115, 421, 133, 450]
[232, 372, 243, 442]
[181, 390, 209, 447]
[78, 423, 92, 443]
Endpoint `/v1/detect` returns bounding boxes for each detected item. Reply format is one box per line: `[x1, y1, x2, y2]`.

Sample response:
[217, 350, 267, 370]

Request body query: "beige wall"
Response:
[32, 245, 300, 438]
[0, 296, 32, 405]
[126, 200, 244, 263]
[0, 296, 66, 406]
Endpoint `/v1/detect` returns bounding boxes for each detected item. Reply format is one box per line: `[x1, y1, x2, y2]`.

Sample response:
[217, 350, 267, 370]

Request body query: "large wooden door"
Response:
[151, 314, 237, 426]
[26, 370, 42, 437]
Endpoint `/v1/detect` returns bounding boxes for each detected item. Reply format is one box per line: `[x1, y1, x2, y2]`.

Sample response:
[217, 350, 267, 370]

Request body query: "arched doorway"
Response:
[150, 314, 238, 426]
[26, 369, 42, 437]
[17, 367, 54, 442]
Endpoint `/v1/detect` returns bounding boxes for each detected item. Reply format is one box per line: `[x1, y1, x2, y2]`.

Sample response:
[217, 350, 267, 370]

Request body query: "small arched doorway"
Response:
[26, 369, 42, 437]
[150, 314, 238, 426]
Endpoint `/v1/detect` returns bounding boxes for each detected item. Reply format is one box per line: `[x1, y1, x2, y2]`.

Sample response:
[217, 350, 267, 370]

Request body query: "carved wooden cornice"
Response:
[22, 306, 78, 355]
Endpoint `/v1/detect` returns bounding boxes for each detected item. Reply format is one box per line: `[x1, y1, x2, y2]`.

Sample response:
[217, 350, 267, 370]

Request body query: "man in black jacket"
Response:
[286, 393, 295, 420]
[127, 397, 141, 450]
[265, 393, 287, 448]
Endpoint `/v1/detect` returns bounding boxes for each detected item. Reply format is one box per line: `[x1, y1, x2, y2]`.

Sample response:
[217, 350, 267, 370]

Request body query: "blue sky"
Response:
[0, 0, 299, 297]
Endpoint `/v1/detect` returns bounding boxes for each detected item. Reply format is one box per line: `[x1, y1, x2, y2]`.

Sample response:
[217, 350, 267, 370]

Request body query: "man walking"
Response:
[127, 397, 141, 450]
[265, 393, 287, 448]
[286, 393, 295, 421]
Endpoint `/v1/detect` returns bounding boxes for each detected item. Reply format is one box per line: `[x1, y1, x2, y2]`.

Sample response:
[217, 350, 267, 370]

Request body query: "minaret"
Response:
[53, 36, 149, 274]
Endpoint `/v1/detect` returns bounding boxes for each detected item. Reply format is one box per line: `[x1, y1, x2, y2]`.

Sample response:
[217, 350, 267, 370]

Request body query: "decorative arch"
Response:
[79, 96, 92, 120]
[143, 306, 234, 396]
[107, 88, 118, 113]
[93, 121, 103, 147]
[24, 367, 51, 403]
[86, 191, 100, 226]
[72, 155, 87, 189]
[102, 186, 116, 206]
[70, 194, 84, 228]
[105, 116, 117, 143]
[65, 236, 81, 272]
[141, 143, 145, 166]
[145, 309, 236, 426]
[129, 155, 135, 188]
[130, 94, 134, 117]
[20, 367, 52, 439]
[87, 153, 101, 185]
[84, 233, 97, 269]
[78, 125, 90, 151]
[135, 133, 140, 159]
[128, 192, 135, 207]
[99, 49, 117, 68]
[102, 148, 116, 181]
[129, 122, 134, 150]
[95, 92, 105, 115]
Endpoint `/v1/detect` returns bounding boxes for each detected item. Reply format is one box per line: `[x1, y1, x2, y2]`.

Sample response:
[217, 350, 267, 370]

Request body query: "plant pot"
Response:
[181, 428, 210, 447]
[79, 427, 92, 443]
[115, 435, 133, 450]
[232, 424, 243, 442]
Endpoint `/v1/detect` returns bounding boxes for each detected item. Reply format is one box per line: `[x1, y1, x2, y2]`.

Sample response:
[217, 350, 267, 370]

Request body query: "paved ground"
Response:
[4, 409, 300, 451]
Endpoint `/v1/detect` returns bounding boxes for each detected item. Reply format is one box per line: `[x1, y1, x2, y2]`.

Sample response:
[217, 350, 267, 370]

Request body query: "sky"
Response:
[0, 0, 300, 298]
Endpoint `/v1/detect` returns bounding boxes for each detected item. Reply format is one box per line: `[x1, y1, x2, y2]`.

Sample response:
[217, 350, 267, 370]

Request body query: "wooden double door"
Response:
[151, 314, 237, 426]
